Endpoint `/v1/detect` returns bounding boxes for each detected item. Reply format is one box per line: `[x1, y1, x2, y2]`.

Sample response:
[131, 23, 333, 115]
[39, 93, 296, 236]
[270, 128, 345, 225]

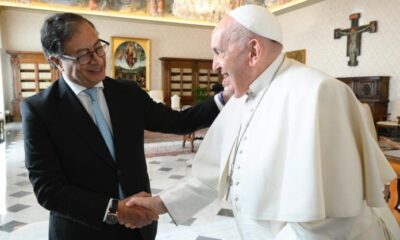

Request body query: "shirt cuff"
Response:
[103, 198, 113, 222]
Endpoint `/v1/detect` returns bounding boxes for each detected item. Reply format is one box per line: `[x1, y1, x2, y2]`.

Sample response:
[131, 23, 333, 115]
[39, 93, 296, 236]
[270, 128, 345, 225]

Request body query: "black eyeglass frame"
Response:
[60, 39, 109, 65]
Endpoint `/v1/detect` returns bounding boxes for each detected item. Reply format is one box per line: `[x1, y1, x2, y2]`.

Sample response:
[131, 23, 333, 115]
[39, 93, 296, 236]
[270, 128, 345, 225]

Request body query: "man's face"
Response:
[211, 18, 250, 98]
[57, 22, 106, 88]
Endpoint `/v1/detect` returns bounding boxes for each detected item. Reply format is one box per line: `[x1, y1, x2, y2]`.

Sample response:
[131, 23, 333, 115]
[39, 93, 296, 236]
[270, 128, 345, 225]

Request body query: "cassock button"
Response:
[239, 150, 243, 154]
[234, 196, 239, 201]
[236, 165, 241, 170]
[235, 181, 240, 186]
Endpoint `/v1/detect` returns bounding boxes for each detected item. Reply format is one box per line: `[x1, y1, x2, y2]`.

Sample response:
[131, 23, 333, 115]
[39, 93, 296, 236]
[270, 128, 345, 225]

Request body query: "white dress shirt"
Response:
[63, 77, 113, 133]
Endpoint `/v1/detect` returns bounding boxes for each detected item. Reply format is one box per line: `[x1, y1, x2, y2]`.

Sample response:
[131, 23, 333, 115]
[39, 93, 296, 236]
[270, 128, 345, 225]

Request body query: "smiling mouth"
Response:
[87, 66, 102, 72]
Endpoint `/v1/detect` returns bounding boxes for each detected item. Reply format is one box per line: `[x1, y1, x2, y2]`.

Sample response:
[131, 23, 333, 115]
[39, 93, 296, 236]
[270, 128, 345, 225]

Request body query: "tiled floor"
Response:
[0, 123, 240, 240]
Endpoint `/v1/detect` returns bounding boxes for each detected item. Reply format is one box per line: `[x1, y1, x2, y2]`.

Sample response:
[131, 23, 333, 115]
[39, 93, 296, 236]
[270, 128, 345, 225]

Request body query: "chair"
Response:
[377, 98, 400, 137]
[179, 105, 198, 152]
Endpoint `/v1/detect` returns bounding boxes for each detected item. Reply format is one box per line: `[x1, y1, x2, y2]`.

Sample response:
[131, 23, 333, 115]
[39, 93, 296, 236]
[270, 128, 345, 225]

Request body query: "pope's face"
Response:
[211, 18, 250, 98]
[57, 22, 106, 88]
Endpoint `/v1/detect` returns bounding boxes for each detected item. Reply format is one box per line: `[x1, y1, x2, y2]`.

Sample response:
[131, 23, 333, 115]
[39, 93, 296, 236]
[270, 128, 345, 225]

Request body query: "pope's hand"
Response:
[117, 192, 159, 229]
[125, 195, 168, 216]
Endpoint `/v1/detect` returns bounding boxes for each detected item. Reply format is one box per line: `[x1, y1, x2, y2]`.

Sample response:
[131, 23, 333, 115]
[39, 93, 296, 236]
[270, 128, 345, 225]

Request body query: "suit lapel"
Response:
[57, 78, 115, 168]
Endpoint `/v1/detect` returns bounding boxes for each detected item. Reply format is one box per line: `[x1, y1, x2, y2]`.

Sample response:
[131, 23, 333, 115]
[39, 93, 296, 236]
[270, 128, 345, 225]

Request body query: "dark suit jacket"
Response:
[21, 77, 219, 240]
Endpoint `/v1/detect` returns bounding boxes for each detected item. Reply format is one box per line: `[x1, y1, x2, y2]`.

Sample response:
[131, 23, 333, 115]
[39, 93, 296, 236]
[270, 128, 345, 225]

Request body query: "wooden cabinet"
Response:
[160, 57, 222, 106]
[7, 51, 59, 121]
[337, 76, 389, 123]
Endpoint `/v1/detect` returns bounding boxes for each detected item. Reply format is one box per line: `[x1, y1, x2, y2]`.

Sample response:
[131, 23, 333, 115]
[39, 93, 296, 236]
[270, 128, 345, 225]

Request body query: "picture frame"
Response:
[285, 49, 306, 64]
[111, 37, 151, 90]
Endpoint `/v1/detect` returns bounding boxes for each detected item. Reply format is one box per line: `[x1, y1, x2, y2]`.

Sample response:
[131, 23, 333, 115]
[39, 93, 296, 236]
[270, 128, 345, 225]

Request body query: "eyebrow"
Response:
[213, 48, 224, 54]
[75, 39, 101, 54]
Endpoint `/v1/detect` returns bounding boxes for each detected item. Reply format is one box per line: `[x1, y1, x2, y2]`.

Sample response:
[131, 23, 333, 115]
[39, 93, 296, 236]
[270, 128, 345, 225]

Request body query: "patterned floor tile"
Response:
[15, 181, 31, 186]
[217, 208, 234, 218]
[158, 167, 173, 171]
[7, 204, 30, 212]
[168, 174, 185, 179]
[176, 158, 189, 162]
[149, 160, 162, 164]
[9, 191, 32, 198]
[0, 221, 27, 232]
[180, 217, 196, 226]
[196, 236, 221, 240]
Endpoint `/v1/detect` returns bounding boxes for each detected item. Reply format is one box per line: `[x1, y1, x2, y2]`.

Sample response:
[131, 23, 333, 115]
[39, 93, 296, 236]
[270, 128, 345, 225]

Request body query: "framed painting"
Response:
[285, 49, 306, 64]
[111, 37, 150, 90]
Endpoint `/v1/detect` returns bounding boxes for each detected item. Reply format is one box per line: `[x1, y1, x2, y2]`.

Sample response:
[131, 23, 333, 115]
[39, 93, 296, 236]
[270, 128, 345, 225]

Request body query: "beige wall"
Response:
[0, 7, 214, 112]
[1, 0, 400, 116]
[279, 0, 400, 112]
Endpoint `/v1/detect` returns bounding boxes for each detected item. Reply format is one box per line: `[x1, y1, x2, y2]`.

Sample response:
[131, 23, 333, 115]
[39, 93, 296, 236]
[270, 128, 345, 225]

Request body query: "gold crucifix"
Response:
[334, 13, 377, 66]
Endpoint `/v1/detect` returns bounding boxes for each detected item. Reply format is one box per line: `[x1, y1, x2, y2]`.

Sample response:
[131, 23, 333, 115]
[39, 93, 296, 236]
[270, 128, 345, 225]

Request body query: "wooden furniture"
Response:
[182, 132, 196, 152]
[337, 76, 389, 124]
[182, 128, 207, 152]
[160, 57, 222, 106]
[7, 51, 59, 121]
[376, 99, 400, 138]
[380, 136, 400, 224]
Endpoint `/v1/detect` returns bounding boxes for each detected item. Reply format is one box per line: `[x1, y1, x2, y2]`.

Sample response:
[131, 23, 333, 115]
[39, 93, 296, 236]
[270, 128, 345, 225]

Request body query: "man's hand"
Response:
[125, 195, 168, 215]
[117, 192, 158, 229]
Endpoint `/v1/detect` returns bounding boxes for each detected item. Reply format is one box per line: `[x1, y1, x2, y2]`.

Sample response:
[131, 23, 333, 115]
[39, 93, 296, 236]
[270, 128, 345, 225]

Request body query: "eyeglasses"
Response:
[61, 39, 109, 65]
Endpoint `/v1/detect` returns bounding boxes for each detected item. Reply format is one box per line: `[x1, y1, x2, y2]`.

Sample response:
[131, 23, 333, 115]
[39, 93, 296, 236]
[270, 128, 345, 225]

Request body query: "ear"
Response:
[48, 55, 63, 71]
[247, 39, 262, 67]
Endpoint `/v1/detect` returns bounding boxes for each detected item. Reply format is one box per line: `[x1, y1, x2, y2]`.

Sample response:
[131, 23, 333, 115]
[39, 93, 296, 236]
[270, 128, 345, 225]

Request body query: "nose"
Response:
[89, 51, 103, 64]
[212, 58, 220, 72]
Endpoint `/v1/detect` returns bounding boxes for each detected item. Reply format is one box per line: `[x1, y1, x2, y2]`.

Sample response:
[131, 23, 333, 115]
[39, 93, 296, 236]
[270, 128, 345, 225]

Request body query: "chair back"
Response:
[389, 98, 400, 122]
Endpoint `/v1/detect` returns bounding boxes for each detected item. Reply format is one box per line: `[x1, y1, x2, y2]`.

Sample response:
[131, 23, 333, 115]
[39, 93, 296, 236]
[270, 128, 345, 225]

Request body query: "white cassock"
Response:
[159, 54, 400, 239]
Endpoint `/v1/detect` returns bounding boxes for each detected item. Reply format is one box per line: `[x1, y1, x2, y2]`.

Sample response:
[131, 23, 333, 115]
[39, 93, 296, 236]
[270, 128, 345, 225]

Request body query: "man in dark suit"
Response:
[21, 13, 227, 240]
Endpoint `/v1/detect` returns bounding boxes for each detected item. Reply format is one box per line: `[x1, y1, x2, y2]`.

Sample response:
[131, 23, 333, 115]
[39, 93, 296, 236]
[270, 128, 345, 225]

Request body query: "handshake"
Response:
[116, 192, 167, 229]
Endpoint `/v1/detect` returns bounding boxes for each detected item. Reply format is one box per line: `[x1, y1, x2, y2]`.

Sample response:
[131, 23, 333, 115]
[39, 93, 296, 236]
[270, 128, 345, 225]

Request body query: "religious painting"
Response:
[111, 37, 150, 90]
[1, 0, 318, 26]
[285, 49, 306, 64]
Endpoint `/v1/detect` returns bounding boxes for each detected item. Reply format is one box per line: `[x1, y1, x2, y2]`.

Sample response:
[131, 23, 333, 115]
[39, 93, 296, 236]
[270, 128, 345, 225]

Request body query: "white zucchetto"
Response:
[228, 4, 282, 44]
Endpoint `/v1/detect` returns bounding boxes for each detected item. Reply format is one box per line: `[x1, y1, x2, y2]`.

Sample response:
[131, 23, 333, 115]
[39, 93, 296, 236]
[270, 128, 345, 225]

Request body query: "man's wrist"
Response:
[103, 198, 113, 222]
[103, 198, 119, 224]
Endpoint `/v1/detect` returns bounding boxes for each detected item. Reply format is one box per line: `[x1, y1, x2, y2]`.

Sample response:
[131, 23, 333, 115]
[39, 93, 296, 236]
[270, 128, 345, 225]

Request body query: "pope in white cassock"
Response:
[126, 5, 400, 239]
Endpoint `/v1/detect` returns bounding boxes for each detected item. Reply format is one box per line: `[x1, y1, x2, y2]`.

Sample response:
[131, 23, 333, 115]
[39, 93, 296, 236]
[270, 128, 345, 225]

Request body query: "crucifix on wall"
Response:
[334, 13, 377, 66]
